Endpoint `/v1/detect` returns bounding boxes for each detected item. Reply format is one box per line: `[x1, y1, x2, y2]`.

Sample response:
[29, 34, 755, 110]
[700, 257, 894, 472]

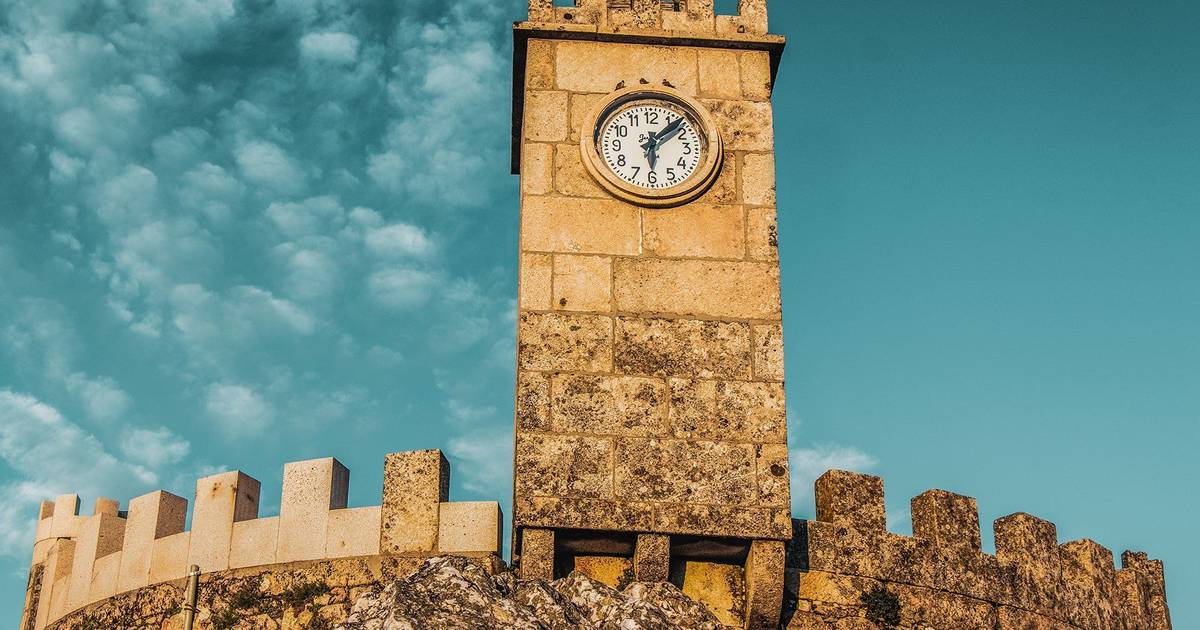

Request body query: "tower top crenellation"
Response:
[527, 0, 769, 36]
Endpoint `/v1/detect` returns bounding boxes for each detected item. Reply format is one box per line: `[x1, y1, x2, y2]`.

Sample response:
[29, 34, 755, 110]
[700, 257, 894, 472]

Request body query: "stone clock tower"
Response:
[511, 1, 789, 627]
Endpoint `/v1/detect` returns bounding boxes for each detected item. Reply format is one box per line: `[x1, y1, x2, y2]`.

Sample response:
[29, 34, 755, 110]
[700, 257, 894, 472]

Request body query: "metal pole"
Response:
[182, 564, 200, 630]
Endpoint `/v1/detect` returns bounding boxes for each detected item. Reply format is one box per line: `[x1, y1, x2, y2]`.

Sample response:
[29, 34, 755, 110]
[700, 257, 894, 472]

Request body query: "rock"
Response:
[337, 556, 728, 630]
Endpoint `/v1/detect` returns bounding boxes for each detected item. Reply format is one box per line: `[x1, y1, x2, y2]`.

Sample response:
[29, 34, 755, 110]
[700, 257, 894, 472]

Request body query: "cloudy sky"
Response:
[1, 0, 1196, 624]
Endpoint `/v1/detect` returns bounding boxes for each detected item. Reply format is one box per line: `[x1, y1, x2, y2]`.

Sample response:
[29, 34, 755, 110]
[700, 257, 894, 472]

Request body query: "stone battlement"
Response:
[19, 450, 502, 630]
[528, 0, 769, 36]
[789, 470, 1172, 629]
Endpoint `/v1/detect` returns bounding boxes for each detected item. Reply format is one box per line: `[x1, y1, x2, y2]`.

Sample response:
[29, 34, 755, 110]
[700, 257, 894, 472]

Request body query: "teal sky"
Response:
[0, 0, 1194, 624]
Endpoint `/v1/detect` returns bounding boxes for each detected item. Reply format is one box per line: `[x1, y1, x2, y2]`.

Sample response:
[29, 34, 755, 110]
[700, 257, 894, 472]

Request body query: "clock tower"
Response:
[511, 2, 789, 627]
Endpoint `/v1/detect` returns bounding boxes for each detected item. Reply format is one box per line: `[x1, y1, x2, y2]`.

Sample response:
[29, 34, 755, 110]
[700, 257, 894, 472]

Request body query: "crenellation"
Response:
[23, 450, 503, 629]
[525, 0, 772, 36]
[796, 474, 1172, 630]
[911, 489, 983, 553]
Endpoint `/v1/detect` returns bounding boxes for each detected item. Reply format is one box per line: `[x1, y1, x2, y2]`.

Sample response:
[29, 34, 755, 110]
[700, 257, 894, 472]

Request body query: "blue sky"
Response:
[0, 0, 1194, 625]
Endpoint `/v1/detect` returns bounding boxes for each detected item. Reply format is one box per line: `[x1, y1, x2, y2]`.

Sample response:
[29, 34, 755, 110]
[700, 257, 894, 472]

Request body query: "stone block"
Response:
[229, 517, 278, 569]
[521, 143, 553, 195]
[67, 513, 125, 612]
[1059, 539, 1119, 630]
[741, 51, 773, 100]
[742, 153, 776, 206]
[642, 204, 745, 259]
[574, 555, 633, 587]
[518, 312, 613, 373]
[614, 316, 752, 379]
[516, 371, 552, 431]
[698, 49, 742, 99]
[570, 92, 606, 142]
[703, 98, 774, 151]
[614, 438, 755, 504]
[524, 90, 569, 142]
[326, 506, 382, 559]
[39, 499, 54, 520]
[698, 155, 738, 204]
[527, 0, 555, 22]
[680, 560, 745, 628]
[118, 490, 187, 593]
[515, 433, 613, 499]
[661, 7, 715, 34]
[746, 207, 778, 261]
[88, 552, 121, 603]
[381, 450, 449, 555]
[553, 254, 612, 312]
[752, 323, 784, 381]
[438, 502, 503, 555]
[746, 540, 786, 630]
[187, 471, 260, 572]
[756, 443, 791, 508]
[521, 196, 641, 255]
[516, 496, 657, 533]
[814, 470, 886, 531]
[148, 531, 190, 583]
[613, 259, 782, 320]
[519, 253, 553, 311]
[277, 458, 350, 563]
[551, 374, 669, 437]
[668, 378, 787, 443]
[911, 489, 982, 554]
[996, 606, 1075, 630]
[93, 497, 120, 516]
[555, 40, 699, 95]
[520, 528, 555, 581]
[526, 38, 555, 90]
[737, 0, 769, 34]
[554, 144, 607, 198]
[634, 533, 670, 582]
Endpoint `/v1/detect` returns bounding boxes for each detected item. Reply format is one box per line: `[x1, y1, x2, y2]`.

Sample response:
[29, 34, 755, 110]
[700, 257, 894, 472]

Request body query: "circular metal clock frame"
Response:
[581, 86, 724, 208]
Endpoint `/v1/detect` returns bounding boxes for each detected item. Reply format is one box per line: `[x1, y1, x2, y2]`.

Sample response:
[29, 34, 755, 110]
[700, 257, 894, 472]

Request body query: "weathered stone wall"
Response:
[785, 471, 1173, 630]
[514, 25, 789, 547]
[19, 450, 503, 630]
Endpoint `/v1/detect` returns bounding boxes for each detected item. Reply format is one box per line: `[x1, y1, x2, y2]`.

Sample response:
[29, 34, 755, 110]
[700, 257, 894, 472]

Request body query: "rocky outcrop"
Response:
[338, 556, 726, 630]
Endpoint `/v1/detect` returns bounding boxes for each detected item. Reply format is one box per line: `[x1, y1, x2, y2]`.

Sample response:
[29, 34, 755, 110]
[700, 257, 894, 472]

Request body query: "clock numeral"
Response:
[617, 154, 627, 167]
[677, 157, 687, 167]
[647, 111, 660, 125]
[611, 139, 622, 151]
[666, 168, 676, 181]
[681, 141, 692, 155]
[616, 125, 629, 138]
[647, 171, 658, 185]
[632, 166, 641, 178]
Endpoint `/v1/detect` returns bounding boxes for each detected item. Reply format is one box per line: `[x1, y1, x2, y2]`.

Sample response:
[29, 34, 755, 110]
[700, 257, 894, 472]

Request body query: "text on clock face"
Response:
[599, 104, 704, 190]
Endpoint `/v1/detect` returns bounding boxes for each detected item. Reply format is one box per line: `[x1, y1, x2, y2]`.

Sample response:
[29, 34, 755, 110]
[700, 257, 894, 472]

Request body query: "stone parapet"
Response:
[18, 450, 503, 630]
[788, 470, 1173, 630]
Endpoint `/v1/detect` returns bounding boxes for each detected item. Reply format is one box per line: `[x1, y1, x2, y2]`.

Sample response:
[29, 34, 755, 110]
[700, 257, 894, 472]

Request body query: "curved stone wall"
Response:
[19, 450, 502, 630]
[786, 471, 1172, 629]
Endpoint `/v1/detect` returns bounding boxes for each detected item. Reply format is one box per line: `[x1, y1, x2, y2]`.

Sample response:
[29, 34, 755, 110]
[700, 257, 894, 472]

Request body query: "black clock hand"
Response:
[642, 117, 684, 171]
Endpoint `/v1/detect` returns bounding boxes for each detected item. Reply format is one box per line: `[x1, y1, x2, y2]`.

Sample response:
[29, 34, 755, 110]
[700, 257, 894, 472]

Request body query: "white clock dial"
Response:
[598, 103, 704, 190]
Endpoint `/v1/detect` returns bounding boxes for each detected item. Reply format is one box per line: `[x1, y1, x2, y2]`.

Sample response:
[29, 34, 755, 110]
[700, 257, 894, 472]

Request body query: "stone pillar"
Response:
[117, 491, 187, 593]
[187, 471, 260, 572]
[634, 533, 670, 582]
[814, 470, 886, 530]
[381, 450, 449, 554]
[520, 528, 556, 581]
[744, 539, 785, 630]
[911, 489, 982, 553]
[277, 457, 350, 562]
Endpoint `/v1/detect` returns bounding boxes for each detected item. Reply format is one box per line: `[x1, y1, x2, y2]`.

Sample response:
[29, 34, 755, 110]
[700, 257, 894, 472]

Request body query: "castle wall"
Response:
[786, 471, 1172, 630]
[18, 450, 502, 630]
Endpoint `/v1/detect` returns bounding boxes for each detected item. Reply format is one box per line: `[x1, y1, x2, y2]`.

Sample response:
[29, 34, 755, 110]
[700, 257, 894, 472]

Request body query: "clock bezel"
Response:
[581, 86, 724, 208]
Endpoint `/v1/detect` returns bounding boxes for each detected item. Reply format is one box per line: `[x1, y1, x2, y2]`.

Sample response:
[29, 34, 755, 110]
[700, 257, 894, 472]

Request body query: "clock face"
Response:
[598, 101, 705, 190]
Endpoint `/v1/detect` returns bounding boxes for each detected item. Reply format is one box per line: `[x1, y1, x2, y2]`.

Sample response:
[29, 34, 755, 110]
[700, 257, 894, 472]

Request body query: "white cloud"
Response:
[299, 32, 360, 65]
[204, 383, 274, 438]
[64, 373, 132, 424]
[0, 391, 157, 557]
[790, 443, 879, 514]
[364, 222, 435, 259]
[446, 426, 512, 498]
[367, 267, 436, 310]
[235, 141, 306, 196]
[265, 196, 343, 239]
[120, 426, 190, 468]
